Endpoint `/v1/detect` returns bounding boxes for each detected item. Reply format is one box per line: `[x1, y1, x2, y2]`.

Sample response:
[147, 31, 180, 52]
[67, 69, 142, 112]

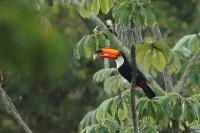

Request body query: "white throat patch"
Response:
[115, 56, 124, 68]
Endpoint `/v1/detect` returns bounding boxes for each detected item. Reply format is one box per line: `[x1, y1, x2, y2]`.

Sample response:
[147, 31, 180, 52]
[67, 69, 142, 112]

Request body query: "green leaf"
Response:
[104, 119, 119, 130]
[152, 100, 164, 120]
[95, 125, 109, 133]
[142, 124, 157, 133]
[117, 102, 128, 121]
[143, 48, 153, 71]
[96, 98, 113, 122]
[104, 75, 124, 94]
[100, 0, 110, 14]
[173, 33, 200, 59]
[80, 124, 96, 133]
[111, 96, 120, 116]
[145, 7, 156, 26]
[120, 126, 134, 133]
[91, 0, 100, 15]
[74, 36, 87, 59]
[181, 99, 196, 124]
[81, 0, 93, 10]
[189, 68, 199, 85]
[108, 0, 114, 9]
[96, 33, 107, 47]
[173, 98, 182, 119]
[136, 44, 149, 64]
[102, 30, 113, 41]
[152, 50, 166, 72]
[79, 7, 91, 18]
[147, 101, 157, 120]
[194, 102, 200, 123]
[80, 110, 97, 130]
[93, 68, 116, 83]
[162, 43, 172, 63]
[134, 7, 144, 26]
[84, 35, 96, 58]
[136, 97, 149, 119]
[112, 1, 132, 25]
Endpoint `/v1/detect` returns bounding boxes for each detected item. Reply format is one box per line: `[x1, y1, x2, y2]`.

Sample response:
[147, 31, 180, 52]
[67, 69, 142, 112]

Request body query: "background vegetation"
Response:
[0, 0, 199, 133]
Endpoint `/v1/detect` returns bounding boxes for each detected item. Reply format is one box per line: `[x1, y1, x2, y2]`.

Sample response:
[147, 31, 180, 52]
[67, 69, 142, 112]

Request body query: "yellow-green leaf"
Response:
[143, 48, 153, 71]
[84, 35, 96, 58]
[74, 36, 87, 59]
[108, 0, 114, 9]
[136, 44, 149, 64]
[79, 8, 91, 18]
[100, 0, 110, 14]
[91, 0, 100, 15]
[117, 103, 128, 121]
[152, 50, 166, 72]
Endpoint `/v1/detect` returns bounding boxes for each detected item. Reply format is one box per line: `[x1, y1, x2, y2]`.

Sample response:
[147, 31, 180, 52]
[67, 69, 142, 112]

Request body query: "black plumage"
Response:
[118, 52, 156, 99]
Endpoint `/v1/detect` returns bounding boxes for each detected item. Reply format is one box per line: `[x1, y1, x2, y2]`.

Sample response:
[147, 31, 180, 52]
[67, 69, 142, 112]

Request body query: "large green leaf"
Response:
[152, 50, 166, 72]
[80, 124, 96, 133]
[96, 98, 113, 122]
[84, 35, 96, 58]
[74, 36, 87, 59]
[142, 124, 157, 133]
[136, 44, 150, 65]
[173, 33, 200, 59]
[80, 110, 97, 130]
[173, 98, 183, 119]
[79, 7, 91, 18]
[181, 99, 197, 124]
[74, 33, 106, 59]
[91, 0, 100, 15]
[112, 1, 133, 26]
[111, 96, 121, 116]
[93, 68, 117, 83]
[143, 48, 153, 71]
[117, 102, 128, 121]
[104, 75, 125, 94]
[136, 97, 149, 119]
[100, 0, 110, 14]
[152, 100, 164, 120]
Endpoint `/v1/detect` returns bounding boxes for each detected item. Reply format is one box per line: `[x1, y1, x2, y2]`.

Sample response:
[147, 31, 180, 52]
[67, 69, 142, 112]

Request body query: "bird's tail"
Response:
[142, 85, 156, 99]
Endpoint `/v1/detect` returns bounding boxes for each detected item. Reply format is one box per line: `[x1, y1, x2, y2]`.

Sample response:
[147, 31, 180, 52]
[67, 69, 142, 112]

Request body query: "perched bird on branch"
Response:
[94, 48, 156, 99]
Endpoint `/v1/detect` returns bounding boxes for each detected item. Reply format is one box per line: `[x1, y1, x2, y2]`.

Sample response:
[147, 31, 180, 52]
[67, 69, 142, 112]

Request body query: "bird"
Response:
[94, 48, 156, 99]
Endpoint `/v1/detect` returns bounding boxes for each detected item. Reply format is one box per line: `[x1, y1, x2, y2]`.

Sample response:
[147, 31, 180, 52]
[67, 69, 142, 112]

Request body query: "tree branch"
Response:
[0, 73, 33, 133]
[174, 48, 200, 92]
[172, 119, 179, 133]
[163, 66, 173, 92]
[152, 22, 176, 132]
[130, 45, 139, 133]
[152, 23, 173, 92]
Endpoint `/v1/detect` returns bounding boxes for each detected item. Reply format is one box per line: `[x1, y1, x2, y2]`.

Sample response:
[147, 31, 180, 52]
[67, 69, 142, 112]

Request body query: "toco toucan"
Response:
[94, 48, 156, 99]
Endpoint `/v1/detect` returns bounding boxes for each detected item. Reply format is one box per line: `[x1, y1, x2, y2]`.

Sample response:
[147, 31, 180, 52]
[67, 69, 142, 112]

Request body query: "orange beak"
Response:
[94, 48, 120, 59]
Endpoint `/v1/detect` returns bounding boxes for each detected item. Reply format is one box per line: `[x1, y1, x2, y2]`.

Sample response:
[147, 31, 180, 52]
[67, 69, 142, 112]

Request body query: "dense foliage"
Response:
[74, 0, 200, 132]
[0, 0, 199, 133]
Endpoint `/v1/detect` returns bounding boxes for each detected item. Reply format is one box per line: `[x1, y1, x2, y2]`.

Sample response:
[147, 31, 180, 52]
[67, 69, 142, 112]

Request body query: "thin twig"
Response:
[174, 48, 200, 92]
[0, 73, 33, 133]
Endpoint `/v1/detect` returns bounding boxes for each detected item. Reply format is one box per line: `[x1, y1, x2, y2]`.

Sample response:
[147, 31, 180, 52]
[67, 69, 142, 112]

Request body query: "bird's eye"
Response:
[95, 50, 103, 54]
